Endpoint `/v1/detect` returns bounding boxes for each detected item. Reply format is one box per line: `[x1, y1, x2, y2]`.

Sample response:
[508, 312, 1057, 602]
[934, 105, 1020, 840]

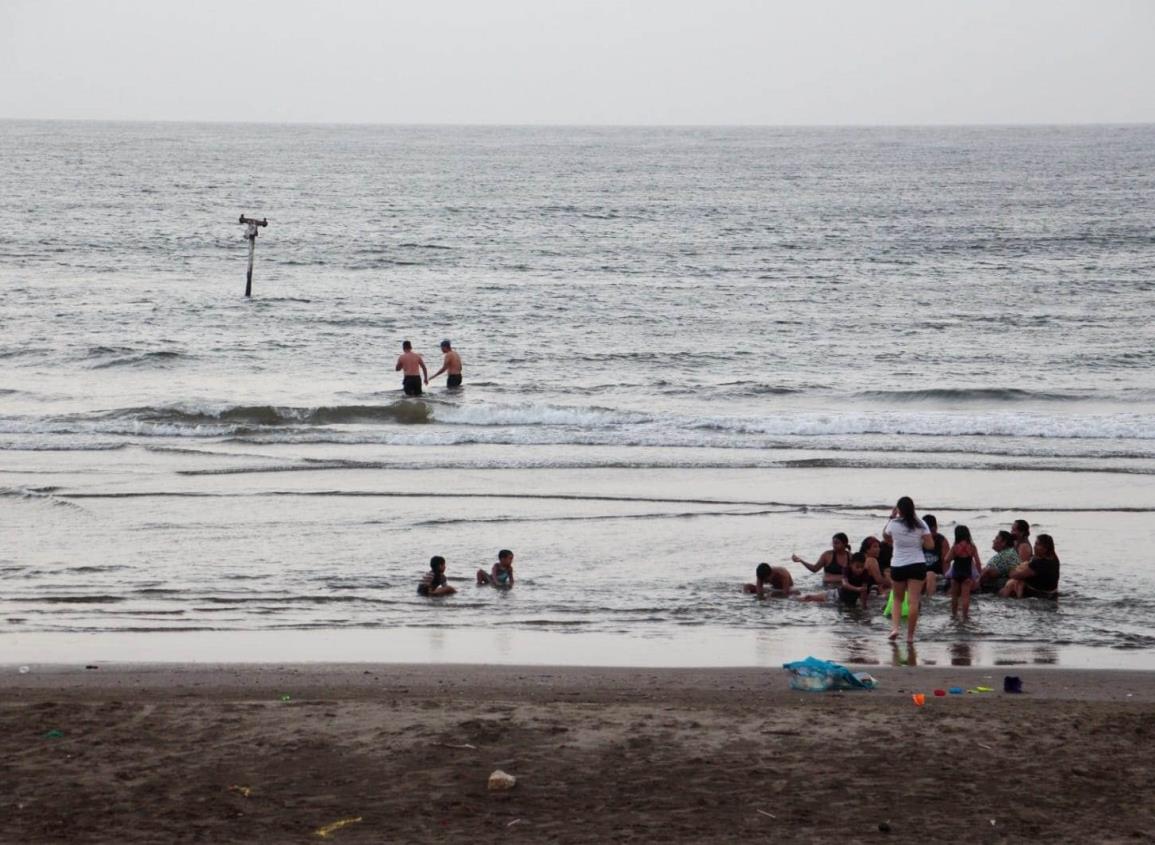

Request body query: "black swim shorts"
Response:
[447, 374, 462, 388]
[889, 562, 927, 582]
[402, 375, 423, 396]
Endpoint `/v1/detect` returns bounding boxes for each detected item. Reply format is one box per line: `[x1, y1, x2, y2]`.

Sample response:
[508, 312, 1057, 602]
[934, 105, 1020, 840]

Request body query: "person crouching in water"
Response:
[1000, 534, 1060, 599]
[744, 563, 795, 598]
[942, 525, 980, 619]
[858, 536, 891, 593]
[839, 553, 872, 608]
[417, 555, 456, 597]
[477, 549, 515, 589]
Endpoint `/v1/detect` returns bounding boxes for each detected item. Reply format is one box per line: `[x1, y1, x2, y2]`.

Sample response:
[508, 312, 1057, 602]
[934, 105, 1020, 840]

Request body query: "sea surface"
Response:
[2, 121, 1154, 668]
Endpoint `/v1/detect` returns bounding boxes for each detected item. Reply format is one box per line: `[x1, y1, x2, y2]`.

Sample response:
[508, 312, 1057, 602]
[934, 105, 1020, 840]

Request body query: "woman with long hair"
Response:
[792, 532, 852, 598]
[1000, 534, 1061, 599]
[921, 514, 950, 595]
[882, 496, 933, 641]
[858, 536, 891, 592]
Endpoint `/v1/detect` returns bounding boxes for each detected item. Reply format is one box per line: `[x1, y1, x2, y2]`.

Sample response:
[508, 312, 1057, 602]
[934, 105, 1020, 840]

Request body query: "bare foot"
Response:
[888, 628, 900, 640]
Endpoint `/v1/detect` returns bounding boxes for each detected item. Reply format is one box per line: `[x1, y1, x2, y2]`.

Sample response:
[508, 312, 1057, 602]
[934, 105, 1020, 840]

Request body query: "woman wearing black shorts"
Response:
[882, 496, 933, 642]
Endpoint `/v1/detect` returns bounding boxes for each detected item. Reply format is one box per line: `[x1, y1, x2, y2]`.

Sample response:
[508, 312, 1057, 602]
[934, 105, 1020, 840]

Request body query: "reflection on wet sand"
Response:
[839, 637, 881, 666]
[891, 641, 919, 667]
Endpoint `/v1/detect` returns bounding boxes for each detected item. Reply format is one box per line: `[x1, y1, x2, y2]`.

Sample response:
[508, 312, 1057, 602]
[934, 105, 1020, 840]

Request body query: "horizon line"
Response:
[2, 116, 1153, 130]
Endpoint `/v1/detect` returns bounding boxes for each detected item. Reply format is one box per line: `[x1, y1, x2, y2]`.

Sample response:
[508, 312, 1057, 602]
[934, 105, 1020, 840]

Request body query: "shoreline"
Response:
[3, 663, 1154, 843]
[4, 627, 1153, 671]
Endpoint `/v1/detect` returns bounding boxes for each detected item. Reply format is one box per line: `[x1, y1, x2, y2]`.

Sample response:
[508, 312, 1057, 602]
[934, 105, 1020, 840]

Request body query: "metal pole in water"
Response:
[238, 215, 268, 298]
[245, 235, 255, 296]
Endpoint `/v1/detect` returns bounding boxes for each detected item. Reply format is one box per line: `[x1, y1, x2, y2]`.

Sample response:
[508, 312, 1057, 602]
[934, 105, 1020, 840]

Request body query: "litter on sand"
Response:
[227, 785, 252, 798]
[757, 809, 777, 819]
[436, 742, 478, 750]
[783, 657, 876, 692]
[507, 819, 523, 827]
[42, 729, 64, 740]
[488, 770, 517, 791]
[315, 816, 362, 838]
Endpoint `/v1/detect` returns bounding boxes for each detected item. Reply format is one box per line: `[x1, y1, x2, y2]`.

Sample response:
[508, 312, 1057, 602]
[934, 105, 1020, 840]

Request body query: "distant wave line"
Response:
[44, 489, 1155, 513]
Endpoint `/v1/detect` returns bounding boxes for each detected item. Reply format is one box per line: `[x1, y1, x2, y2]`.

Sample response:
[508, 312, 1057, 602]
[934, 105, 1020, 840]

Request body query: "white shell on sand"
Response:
[487, 770, 517, 791]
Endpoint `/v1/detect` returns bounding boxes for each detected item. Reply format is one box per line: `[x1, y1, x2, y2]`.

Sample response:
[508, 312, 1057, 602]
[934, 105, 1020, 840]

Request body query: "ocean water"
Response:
[2, 121, 1154, 667]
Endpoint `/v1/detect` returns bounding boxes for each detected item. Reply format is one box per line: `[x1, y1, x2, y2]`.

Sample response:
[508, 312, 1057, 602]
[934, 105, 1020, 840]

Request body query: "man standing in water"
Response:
[429, 339, 463, 389]
[395, 340, 428, 396]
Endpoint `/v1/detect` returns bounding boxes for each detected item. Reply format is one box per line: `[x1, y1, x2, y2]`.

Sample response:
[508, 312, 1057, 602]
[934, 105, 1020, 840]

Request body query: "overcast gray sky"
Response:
[2, 0, 1153, 125]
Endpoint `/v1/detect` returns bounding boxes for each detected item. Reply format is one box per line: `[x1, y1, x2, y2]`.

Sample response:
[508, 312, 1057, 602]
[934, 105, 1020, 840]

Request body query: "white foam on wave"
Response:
[3, 402, 1155, 450]
[429, 402, 1155, 441]
[0, 418, 236, 438]
[684, 410, 1155, 440]
[433, 403, 648, 428]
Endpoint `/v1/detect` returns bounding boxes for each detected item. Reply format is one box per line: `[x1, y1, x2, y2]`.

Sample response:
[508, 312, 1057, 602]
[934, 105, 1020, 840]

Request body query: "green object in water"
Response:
[882, 591, 911, 617]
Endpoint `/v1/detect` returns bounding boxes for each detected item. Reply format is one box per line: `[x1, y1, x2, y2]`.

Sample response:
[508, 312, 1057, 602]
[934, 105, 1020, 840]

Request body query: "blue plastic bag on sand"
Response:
[783, 657, 876, 692]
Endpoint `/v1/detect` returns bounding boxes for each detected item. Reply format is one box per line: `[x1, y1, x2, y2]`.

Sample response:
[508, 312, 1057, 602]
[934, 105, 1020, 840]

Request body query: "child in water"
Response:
[943, 525, 980, 619]
[476, 549, 515, 589]
[839, 552, 872, 608]
[417, 555, 456, 597]
[743, 562, 795, 598]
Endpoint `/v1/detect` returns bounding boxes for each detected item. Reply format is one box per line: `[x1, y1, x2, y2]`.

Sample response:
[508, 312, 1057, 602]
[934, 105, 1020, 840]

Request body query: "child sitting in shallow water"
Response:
[943, 525, 980, 619]
[476, 549, 515, 589]
[838, 553, 872, 608]
[417, 555, 456, 597]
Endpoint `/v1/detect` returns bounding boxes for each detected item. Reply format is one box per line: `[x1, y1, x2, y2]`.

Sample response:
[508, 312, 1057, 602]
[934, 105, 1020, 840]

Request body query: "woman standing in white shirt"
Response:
[882, 496, 934, 642]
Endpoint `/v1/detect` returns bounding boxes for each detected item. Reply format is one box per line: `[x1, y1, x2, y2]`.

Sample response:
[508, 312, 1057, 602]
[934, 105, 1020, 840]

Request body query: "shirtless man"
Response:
[395, 340, 428, 396]
[743, 563, 794, 598]
[429, 339, 463, 388]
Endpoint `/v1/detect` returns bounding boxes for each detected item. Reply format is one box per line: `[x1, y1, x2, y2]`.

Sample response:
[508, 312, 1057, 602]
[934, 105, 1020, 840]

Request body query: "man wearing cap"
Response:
[429, 339, 463, 389]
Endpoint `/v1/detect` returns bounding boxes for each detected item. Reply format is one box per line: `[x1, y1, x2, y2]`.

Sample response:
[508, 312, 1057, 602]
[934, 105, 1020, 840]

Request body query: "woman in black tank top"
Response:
[792, 532, 851, 587]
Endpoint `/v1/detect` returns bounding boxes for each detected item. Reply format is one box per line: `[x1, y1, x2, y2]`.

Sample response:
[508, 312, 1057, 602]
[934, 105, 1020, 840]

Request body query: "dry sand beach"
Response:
[3, 663, 1154, 844]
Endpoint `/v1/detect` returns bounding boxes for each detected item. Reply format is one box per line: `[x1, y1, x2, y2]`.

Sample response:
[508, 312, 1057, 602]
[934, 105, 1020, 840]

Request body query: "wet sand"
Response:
[3, 663, 1154, 843]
